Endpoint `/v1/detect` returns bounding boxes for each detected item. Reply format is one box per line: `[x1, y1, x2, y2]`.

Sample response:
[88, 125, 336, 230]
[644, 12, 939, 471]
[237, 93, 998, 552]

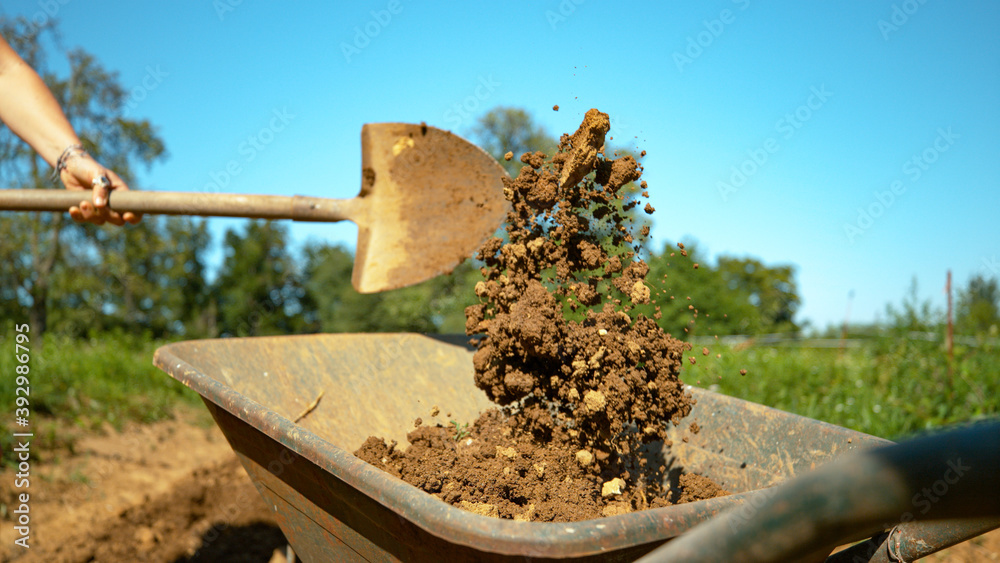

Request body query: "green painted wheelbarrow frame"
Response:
[153, 334, 997, 561]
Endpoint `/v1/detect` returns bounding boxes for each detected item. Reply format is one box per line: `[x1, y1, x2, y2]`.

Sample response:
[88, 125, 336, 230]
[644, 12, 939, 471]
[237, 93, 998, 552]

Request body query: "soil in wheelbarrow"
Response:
[356, 109, 728, 521]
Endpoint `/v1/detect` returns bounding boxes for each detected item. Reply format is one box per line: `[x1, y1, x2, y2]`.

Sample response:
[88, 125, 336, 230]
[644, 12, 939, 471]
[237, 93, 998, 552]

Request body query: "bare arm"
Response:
[0, 34, 139, 226]
[0, 35, 80, 167]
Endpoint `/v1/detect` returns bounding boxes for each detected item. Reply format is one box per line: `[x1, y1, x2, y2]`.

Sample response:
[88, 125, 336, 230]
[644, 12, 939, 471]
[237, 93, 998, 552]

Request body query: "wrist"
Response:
[50, 143, 88, 183]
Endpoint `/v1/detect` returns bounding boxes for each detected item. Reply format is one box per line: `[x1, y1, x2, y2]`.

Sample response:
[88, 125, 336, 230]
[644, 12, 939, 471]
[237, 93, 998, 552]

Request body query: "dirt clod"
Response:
[356, 109, 726, 521]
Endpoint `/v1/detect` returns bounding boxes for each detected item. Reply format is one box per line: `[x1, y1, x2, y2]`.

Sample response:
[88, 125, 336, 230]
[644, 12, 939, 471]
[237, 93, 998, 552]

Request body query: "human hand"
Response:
[58, 149, 142, 226]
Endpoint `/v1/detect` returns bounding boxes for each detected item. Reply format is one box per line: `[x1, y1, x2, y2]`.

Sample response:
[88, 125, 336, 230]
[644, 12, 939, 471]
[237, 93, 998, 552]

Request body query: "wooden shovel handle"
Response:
[0, 190, 355, 222]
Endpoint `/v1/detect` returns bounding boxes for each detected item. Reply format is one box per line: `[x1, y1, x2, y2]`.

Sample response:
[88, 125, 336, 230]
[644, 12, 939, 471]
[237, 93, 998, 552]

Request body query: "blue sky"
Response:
[3, 1, 998, 330]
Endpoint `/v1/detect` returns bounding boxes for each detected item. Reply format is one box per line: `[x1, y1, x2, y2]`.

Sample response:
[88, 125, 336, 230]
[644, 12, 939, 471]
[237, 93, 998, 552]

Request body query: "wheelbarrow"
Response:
[153, 334, 1000, 561]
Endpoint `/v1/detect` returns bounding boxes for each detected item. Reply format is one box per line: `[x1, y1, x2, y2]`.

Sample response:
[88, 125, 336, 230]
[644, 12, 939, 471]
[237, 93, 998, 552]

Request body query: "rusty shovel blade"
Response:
[349, 123, 510, 293]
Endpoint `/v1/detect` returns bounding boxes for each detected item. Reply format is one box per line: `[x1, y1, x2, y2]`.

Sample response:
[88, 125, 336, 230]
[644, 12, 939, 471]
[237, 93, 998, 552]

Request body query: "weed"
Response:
[450, 420, 471, 441]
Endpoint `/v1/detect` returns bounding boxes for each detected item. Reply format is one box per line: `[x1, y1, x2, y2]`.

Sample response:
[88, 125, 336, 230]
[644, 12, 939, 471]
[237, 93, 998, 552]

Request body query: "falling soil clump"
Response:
[356, 109, 727, 521]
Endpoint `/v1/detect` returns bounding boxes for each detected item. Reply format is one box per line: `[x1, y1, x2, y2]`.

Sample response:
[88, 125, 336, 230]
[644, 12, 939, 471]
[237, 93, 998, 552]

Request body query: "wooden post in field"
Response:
[946, 270, 954, 378]
[840, 290, 854, 359]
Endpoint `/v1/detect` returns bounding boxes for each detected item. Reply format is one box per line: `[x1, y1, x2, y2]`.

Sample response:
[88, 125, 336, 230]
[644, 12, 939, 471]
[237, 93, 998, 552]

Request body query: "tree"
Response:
[0, 17, 166, 335]
[213, 220, 308, 337]
[472, 106, 558, 177]
[716, 256, 800, 334]
[956, 274, 1000, 336]
[645, 241, 745, 337]
[644, 243, 802, 336]
[299, 241, 481, 334]
[31, 215, 211, 339]
[162, 217, 214, 337]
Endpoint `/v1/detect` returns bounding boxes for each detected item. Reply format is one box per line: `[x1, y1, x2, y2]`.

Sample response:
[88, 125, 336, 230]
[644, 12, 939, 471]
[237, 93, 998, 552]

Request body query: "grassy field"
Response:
[680, 336, 1000, 440]
[0, 331, 201, 465]
[1, 330, 997, 464]
[0, 331, 201, 427]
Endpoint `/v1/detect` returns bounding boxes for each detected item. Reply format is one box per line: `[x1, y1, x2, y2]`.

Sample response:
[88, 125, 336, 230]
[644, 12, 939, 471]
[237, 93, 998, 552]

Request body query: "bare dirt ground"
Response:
[1, 404, 996, 562]
[1, 405, 287, 563]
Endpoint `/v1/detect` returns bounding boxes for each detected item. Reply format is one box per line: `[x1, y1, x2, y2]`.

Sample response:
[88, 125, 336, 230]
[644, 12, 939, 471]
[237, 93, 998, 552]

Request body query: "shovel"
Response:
[0, 123, 510, 293]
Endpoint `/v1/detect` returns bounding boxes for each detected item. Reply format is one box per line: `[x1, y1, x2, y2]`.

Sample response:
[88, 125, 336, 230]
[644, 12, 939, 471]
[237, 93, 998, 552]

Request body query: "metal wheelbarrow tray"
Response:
[152, 333, 985, 561]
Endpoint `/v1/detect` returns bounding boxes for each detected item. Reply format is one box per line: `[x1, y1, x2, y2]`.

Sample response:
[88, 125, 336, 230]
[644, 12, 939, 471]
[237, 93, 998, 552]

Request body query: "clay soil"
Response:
[357, 110, 731, 521]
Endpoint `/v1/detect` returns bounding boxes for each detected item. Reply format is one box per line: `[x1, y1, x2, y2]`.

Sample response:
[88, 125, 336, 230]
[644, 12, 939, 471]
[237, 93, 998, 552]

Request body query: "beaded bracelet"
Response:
[50, 143, 87, 182]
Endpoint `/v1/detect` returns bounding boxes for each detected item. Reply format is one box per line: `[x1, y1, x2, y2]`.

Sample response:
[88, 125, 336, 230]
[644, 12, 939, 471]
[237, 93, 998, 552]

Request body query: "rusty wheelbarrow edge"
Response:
[152, 336, 843, 558]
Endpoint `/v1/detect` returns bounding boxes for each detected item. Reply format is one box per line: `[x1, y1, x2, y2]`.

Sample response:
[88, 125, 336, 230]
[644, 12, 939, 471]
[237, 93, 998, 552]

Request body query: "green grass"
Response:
[0, 330, 201, 466]
[1, 327, 996, 462]
[680, 337, 1000, 440]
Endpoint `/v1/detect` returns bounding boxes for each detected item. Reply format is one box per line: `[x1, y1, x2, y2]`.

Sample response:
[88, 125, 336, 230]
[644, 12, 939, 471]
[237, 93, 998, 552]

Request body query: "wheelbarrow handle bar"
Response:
[0, 189, 357, 222]
[639, 420, 1000, 563]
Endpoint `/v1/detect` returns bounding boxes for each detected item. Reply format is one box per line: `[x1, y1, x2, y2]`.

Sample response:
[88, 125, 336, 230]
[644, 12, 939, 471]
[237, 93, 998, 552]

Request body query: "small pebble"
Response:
[601, 478, 626, 497]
